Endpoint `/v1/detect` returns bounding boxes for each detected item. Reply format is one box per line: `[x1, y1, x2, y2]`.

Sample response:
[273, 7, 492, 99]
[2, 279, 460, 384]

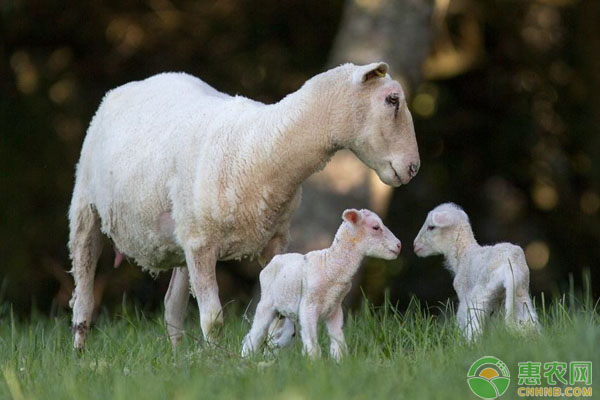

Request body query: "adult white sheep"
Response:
[68, 62, 420, 349]
[413, 203, 539, 341]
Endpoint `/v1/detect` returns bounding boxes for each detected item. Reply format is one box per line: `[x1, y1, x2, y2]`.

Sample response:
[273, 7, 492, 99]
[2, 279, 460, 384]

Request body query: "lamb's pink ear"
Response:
[352, 62, 389, 85]
[342, 209, 361, 225]
[431, 211, 455, 227]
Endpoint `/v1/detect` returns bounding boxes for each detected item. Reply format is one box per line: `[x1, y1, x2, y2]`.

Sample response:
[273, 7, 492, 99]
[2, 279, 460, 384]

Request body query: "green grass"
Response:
[0, 295, 598, 400]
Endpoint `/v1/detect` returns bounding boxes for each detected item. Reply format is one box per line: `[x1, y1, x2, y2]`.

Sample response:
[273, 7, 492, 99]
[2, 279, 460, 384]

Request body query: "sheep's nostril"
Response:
[396, 242, 402, 250]
[408, 162, 419, 178]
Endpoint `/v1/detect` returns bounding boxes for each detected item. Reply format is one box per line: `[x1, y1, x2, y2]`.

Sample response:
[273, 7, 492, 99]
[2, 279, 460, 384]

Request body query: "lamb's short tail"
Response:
[504, 258, 517, 323]
[504, 255, 540, 331]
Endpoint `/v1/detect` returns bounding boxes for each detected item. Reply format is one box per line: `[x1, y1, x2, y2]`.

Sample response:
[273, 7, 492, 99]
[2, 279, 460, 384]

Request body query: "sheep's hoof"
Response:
[72, 321, 88, 351]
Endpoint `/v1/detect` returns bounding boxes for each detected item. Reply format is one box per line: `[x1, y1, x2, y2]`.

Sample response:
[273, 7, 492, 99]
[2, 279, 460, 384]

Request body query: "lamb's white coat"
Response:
[241, 209, 401, 360]
[413, 203, 539, 340]
[68, 62, 420, 349]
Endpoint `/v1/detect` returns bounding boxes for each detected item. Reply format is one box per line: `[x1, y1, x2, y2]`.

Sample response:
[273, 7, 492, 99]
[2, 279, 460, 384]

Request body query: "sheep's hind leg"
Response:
[69, 200, 103, 350]
[515, 289, 539, 331]
[242, 300, 277, 357]
[185, 247, 223, 344]
[463, 299, 488, 342]
[164, 266, 190, 346]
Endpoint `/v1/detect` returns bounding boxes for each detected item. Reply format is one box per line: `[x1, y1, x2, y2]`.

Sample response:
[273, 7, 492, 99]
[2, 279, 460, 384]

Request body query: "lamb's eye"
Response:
[373, 225, 380, 231]
[427, 225, 435, 231]
[385, 93, 399, 106]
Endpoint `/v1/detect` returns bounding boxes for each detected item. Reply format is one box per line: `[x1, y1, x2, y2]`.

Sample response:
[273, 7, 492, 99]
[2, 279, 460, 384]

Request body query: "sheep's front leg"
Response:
[258, 233, 289, 267]
[258, 189, 299, 267]
[185, 247, 222, 343]
[164, 266, 190, 346]
[299, 302, 321, 359]
[326, 304, 346, 362]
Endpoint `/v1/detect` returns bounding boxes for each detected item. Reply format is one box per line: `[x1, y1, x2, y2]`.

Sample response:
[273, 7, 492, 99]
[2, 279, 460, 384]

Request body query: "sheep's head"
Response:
[342, 209, 401, 260]
[413, 203, 470, 257]
[348, 62, 420, 187]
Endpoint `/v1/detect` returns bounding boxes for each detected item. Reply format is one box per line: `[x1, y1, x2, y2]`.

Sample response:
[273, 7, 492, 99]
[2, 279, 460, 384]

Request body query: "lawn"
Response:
[0, 294, 598, 400]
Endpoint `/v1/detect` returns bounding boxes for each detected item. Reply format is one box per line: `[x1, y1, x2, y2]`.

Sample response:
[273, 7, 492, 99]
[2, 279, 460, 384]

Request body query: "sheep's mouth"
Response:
[413, 245, 423, 255]
[389, 162, 404, 185]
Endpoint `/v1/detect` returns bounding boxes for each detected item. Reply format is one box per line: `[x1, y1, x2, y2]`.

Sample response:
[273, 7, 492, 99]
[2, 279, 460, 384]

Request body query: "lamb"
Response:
[412, 203, 539, 341]
[68, 62, 420, 349]
[241, 209, 401, 361]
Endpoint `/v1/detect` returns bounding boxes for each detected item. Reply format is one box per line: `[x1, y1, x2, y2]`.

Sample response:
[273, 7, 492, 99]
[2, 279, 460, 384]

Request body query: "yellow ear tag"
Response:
[375, 70, 386, 78]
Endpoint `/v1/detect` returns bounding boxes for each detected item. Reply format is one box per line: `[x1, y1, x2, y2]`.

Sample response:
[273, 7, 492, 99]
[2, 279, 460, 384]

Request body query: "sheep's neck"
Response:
[323, 225, 365, 282]
[257, 77, 345, 197]
[444, 226, 478, 274]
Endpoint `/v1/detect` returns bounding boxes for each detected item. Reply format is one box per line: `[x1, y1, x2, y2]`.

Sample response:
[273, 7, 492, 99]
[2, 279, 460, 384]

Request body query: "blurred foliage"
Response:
[0, 0, 345, 315]
[375, 0, 600, 306]
[1, 0, 599, 316]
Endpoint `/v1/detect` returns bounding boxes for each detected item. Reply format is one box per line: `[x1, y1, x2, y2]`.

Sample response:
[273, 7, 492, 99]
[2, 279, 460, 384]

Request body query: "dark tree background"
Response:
[1, 0, 598, 317]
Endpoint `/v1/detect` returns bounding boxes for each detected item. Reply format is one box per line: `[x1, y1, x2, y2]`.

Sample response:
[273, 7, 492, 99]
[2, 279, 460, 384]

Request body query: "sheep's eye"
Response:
[373, 225, 380, 231]
[385, 93, 399, 106]
[427, 225, 435, 231]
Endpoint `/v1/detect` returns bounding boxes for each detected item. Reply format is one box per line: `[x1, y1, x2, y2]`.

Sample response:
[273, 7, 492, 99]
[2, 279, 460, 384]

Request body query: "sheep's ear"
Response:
[431, 211, 455, 228]
[352, 62, 389, 85]
[343, 209, 361, 225]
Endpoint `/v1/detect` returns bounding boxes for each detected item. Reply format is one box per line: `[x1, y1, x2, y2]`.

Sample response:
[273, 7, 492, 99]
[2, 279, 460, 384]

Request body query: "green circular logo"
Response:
[467, 356, 510, 399]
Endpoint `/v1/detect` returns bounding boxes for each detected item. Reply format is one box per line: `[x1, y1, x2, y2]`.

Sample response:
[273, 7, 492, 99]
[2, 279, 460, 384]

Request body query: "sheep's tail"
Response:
[504, 257, 517, 324]
[504, 255, 540, 331]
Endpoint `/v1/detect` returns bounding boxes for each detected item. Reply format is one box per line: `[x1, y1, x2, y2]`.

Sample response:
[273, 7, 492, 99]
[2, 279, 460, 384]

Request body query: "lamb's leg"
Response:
[463, 299, 487, 342]
[266, 316, 295, 352]
[242, 299, 276, 357]
[326, 304, 346, 362]
[456, 300, 467, 334]
[299, 303, 321, 359]
[258, 224, 293, 342]
[185, 248, 222, 343]
[515, 290, 539, 330]
[69, 200, 103, 350]
[164, 266, 190, 346]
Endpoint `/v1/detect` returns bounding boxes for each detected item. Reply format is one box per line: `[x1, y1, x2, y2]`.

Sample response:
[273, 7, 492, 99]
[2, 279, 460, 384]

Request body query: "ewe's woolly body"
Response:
[73, 71, 343, 272]
[73, 63, 418, 272]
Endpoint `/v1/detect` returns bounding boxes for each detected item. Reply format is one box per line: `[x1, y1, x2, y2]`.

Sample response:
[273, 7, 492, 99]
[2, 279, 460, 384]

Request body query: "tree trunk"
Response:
[289, 0, 435, 254]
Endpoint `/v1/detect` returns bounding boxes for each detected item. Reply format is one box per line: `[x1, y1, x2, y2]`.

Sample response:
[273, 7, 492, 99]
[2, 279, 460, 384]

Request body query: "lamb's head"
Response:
[341, 208, 401, 260]
[347, 62, 420, 187]
[413, 203, 470, 258]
